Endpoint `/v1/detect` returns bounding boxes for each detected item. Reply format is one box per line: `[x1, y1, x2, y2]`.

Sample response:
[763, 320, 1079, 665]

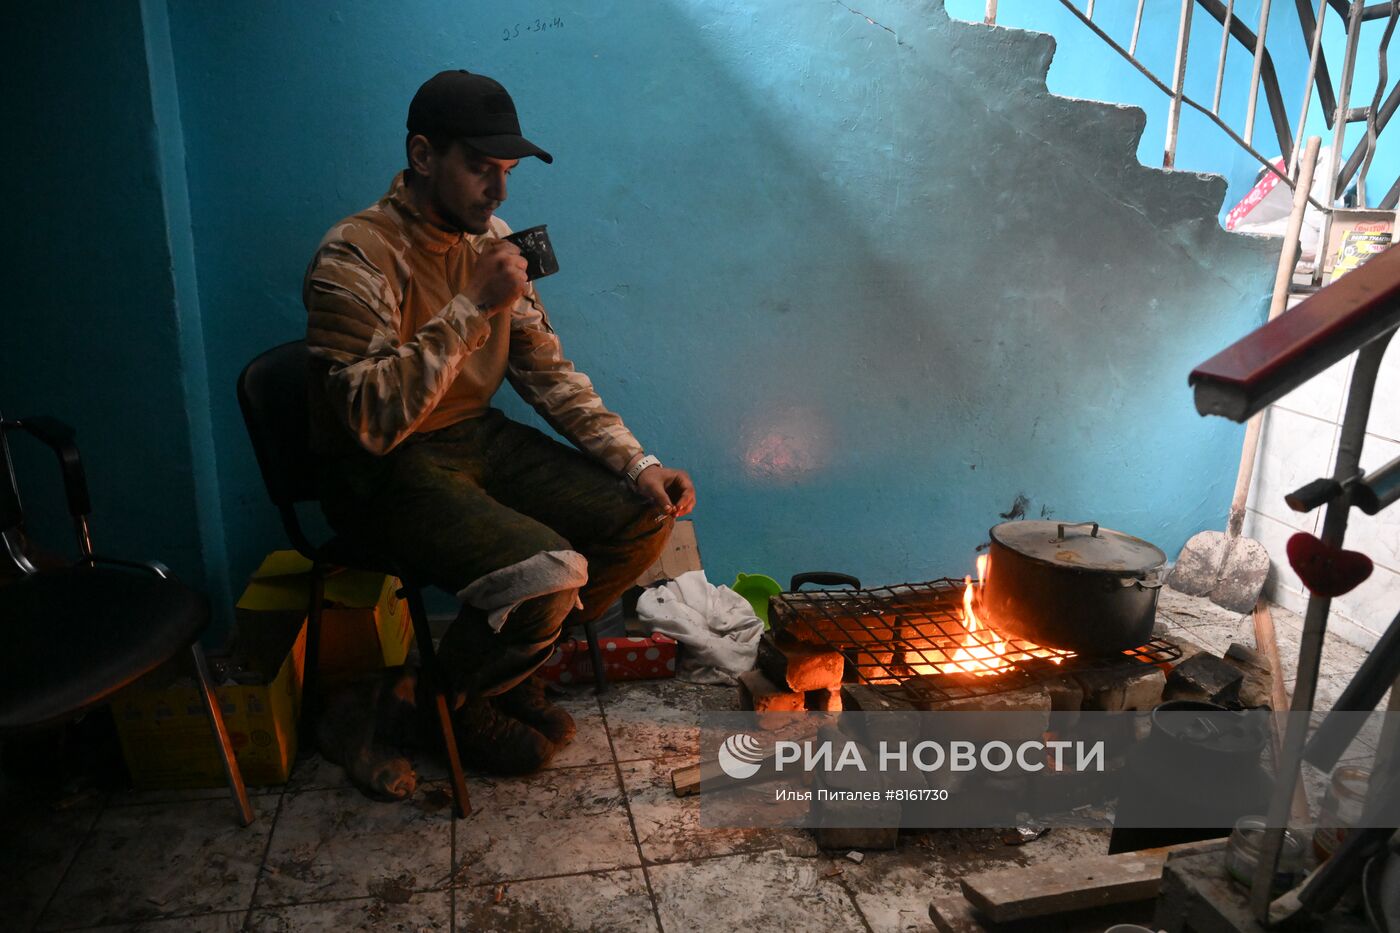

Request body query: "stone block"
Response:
[841, 684, 919, 713]
[915, 680, 1052, 715]
[1223, 642, 1274, 710]
[1164, 653, 1245, 707]
[757, 633, 845, 692]
[1076, 665, 1166, 712]
[840, 684, 923, 748]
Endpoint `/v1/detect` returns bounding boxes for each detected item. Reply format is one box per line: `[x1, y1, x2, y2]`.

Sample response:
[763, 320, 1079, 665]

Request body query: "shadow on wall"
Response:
[166, 0, 1274, 595]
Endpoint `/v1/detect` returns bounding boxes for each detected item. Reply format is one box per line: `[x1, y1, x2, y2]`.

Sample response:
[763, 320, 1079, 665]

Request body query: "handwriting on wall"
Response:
[503, 17, 564, 41]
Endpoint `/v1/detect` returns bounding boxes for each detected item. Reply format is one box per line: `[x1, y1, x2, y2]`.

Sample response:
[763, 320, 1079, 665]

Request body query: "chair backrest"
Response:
[0, 417, 22, 540]
[237, 341, 317, 509]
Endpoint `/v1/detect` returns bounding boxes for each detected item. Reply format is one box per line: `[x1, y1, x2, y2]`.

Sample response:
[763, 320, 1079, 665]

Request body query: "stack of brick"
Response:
[737, 633, 846, 724]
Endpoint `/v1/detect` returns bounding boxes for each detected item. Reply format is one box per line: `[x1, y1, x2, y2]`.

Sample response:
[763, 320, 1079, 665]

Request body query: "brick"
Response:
[738, 670, 806, 727]
[737, 670, 804, 711]
[805, 688, 842, 712]
[844, 649, 899, 683]
[756, 633, 845, 693]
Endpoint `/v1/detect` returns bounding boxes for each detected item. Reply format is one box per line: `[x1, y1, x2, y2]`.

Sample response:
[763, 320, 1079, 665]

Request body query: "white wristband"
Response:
[626, 454, 662, 484]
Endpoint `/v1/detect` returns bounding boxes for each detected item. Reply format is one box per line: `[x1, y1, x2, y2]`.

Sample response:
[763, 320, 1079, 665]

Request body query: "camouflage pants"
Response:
[317, 409, 672, 697]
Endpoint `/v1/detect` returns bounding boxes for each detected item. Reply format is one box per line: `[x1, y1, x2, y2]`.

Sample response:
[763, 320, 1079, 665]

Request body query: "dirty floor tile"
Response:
[254, 784, 452, 907]
[451, 764, 637, 886]
[107, 783, 282, 809]
[80, 912, 247, 932]
[540, 693, 612, 770]
[456, 868, 657, 932]
[287, 746, 450, 793]
[620, 756, 809, 865]
[1, 802, 101, 932]
[649, 849, 866, 931]
[838, 827, 1113, 933]
[601, 680, 737, 761]
[246, 890, 452, 931]
[37, 796, 276, 929]
[283, 753, 354, 794]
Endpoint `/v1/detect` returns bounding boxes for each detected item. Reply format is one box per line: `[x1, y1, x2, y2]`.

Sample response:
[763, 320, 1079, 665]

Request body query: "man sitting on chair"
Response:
[302, 70, 695, 775]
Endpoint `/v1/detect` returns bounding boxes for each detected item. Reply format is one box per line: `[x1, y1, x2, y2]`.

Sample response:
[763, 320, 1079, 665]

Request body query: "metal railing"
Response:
[984, 0, 1400, 218]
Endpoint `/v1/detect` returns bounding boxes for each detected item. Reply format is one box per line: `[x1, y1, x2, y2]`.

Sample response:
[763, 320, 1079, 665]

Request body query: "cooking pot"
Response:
[980, 520, 1166, 654]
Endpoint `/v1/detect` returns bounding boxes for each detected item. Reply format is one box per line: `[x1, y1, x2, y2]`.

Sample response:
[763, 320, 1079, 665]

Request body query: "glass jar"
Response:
[1226, 815, 1307, 893]
[1313, 765, 1370, 862]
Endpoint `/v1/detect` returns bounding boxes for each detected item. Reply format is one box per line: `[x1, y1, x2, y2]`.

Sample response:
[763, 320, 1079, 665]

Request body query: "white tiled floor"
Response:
[2, 592, 1381, 932]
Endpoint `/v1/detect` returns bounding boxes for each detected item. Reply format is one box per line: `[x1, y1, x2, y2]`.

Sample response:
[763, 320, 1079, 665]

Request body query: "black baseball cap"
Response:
[407, 70, 553, 164]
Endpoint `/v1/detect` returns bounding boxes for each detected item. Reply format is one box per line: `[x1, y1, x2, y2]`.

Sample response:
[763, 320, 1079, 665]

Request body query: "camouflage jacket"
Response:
[303, 173, 643, 473]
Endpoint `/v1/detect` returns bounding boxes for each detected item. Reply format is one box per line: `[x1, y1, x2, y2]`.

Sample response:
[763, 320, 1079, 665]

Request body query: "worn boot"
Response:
[317, 668, 422, 801]
[493, 675, 577, 745]
[453, 695, 555, 775]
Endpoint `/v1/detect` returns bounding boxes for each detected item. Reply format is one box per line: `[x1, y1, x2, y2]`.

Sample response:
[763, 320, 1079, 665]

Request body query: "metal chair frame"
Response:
[236, 342, 477, 817]
[0, 414, 253, 826]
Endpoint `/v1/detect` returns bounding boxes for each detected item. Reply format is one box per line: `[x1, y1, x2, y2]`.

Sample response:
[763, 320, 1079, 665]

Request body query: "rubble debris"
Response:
[1001, 820, 1050, 846]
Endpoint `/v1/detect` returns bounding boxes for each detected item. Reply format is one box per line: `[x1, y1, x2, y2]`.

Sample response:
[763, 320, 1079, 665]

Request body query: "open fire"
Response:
[908, 555, 1073, 679]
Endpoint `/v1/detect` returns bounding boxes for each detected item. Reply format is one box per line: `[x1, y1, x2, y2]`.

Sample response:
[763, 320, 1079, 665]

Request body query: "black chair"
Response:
[0, 414, 253, 826]
[237, 341, 473, 818]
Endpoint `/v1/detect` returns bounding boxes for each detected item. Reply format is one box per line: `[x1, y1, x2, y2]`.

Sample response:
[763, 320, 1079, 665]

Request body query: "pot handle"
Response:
[1056, 521, 1100, 540]
[1118, 575, 1164, 591]
[790, 571, 862, 591]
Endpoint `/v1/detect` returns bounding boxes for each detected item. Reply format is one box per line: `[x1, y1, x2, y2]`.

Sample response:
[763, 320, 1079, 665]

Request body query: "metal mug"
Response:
[503, 225, 559, 281]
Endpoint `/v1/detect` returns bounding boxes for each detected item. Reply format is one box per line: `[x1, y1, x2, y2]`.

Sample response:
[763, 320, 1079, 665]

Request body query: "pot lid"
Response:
[989, 520, 1166, 574]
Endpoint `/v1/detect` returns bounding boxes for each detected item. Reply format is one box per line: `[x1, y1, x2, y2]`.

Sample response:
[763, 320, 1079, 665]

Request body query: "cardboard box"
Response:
[634, 521, 702, 587]
[112, 620, 306, 788]
[537, 633, 678, 684]
[235, 550, 413, 689]
[1323, 208, 1397, 282]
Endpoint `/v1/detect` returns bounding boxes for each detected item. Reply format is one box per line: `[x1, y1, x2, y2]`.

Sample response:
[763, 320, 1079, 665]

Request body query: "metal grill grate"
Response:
[768, 578, 1181, 705]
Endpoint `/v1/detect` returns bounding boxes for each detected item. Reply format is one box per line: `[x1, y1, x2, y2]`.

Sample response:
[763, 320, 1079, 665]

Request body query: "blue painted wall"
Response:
[0, 2, 223, 608]
[165, 0, 1276, 594]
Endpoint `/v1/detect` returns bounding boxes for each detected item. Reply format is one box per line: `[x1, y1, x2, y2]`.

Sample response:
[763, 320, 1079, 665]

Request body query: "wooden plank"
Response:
[958, 839, 1226, 923]
[1253, 604, 1312, 823]
[670, 744, 781, 797]
[1188, 241, 1400, 423]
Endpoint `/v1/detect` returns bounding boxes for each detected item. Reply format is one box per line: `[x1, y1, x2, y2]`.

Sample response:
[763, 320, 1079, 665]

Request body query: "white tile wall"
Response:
[1245, 407, 1336, 532]
[1244, 508, 1311, 616]
[1275, 354, 1353, 424]
[1365, 340, 1400, 443]
[1247, 337, 1400, 651]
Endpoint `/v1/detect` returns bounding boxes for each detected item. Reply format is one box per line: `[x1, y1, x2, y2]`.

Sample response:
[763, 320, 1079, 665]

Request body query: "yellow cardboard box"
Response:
[234, 550, 413, 689]
[112, 620, 306, 788]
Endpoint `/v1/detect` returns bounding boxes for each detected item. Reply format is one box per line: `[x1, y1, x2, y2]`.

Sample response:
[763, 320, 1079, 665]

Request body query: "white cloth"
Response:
[457, 549, 588, 633]
[636, 570, 763, 685]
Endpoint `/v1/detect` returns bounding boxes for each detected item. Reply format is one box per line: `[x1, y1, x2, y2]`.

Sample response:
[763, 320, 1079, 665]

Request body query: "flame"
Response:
[910, 553, 1071, 678]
